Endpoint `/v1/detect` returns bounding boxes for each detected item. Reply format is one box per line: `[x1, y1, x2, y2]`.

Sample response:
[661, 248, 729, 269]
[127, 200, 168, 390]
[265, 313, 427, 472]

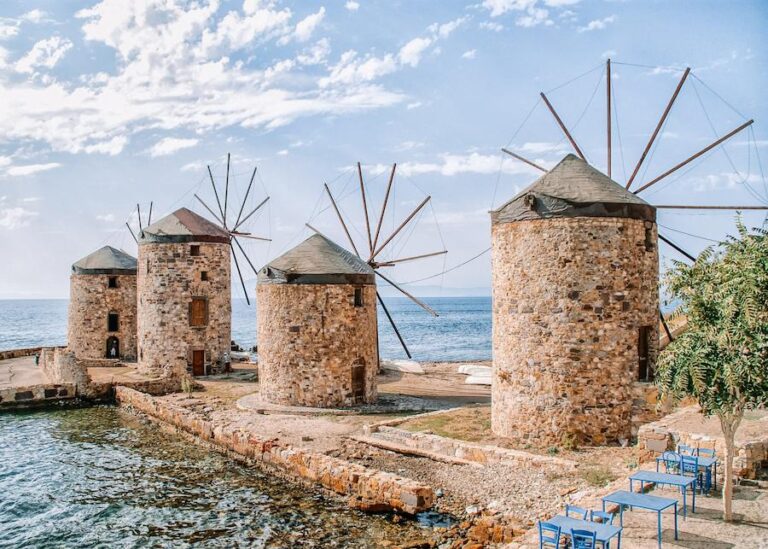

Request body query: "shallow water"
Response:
[0, 406, 438, 548]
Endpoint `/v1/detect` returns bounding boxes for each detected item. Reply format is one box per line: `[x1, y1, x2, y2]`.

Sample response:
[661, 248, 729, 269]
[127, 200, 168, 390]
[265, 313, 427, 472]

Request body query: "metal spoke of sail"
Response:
[324, 183, 361, 257]
[231, 235, 260, 275]
[374, 250, 448, 267]
[374, 271, 438, 317]
[234, 166, 258, 229]
[230, 242, 250, 305]
[232, 197, 270, 232]
[358, 162, 373, 254]
[194, 194, 225, 226]
[137, 204, 143, 231]
[658, 233, 696, 262]
[540, 92, 586, 161]
[126, 223, 138, 244]
[223, 153, 231, 226]
[370, 196, 431, 261]
[501, 148, 547, 173]
[372, 163, 396, 252]
[147, 201, 153, 226]
[377, 292, 411, 359]
[655, 204, 768, 210]
[207, 164, 226, 223]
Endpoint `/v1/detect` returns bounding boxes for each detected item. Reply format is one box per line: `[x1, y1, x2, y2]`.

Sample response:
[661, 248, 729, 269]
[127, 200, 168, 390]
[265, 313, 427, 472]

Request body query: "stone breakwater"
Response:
[0, 383, 75, 408]
[115, 387, 435, 515]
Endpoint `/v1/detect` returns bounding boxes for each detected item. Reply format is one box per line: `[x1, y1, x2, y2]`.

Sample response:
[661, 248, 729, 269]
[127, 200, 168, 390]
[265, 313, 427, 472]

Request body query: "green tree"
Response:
[655, 219, 768, 522]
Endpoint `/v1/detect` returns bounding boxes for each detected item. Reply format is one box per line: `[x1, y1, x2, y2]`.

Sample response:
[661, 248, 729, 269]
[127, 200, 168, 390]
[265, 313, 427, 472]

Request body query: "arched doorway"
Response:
[106, 336, 120, 359]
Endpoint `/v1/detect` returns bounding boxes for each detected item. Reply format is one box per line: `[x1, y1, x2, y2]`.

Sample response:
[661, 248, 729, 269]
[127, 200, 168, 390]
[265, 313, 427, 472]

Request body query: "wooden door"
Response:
[192, 350, 205, 376]
[351, 361, 365, 402]
[638, 326, 650, 381]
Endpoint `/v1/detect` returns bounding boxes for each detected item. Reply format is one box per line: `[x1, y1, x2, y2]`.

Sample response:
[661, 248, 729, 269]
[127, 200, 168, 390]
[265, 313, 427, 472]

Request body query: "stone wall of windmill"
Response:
[491, 155, 659, 447]
[137, 208, 232, 378]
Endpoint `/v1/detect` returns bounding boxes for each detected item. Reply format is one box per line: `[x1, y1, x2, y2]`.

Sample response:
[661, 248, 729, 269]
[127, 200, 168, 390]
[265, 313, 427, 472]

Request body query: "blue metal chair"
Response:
[565, 504, 589, 520]
[697, 447, 717, 492]
[678, 443, 696, 455]
[538, 521, 561, 549]
[570, 528, 598, 549]
[681, 454, 704, 494]
[661, 450, 681, 474]
[590, 509, 615, 524]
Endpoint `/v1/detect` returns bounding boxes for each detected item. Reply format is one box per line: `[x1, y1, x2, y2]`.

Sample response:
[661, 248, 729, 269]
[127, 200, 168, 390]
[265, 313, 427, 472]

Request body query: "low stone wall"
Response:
[637, 406, 768, 479]
[368, 426, 579, 471]
[0, 347, 44, 361]
[115, 387, 434, 514]
[78, 357, 135, 369]
[40, 348, 90, 394]
[0, 383, 76, 408]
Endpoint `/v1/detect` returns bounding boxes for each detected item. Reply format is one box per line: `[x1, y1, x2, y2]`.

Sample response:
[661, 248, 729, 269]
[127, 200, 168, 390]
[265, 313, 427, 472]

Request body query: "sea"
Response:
[0, 297, 492, 362]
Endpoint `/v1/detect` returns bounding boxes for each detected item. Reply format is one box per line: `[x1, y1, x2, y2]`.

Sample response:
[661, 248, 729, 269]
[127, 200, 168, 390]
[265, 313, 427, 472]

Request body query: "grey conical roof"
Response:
[492, 154, 656, 223]
[139, 207, 230, 244]
[258, 234, 375, 285]
[72, 246, 137, 275]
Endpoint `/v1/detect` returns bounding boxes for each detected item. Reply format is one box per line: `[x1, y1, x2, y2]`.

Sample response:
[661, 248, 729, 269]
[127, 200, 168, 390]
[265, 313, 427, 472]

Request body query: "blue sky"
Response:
[0, 0, 766, 299]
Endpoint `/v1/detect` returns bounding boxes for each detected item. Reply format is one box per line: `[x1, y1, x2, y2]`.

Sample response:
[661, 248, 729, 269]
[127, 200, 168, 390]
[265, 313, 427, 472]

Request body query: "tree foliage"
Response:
[656, 220, 768, 416]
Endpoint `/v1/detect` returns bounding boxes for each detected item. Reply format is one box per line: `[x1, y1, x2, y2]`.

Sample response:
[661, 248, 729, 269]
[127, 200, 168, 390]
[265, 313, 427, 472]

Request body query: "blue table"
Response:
[602, 490, 677, 549]
[630, 470, 696, 516]
[655, 455, 717, 492]
[547, 515, 622, 548]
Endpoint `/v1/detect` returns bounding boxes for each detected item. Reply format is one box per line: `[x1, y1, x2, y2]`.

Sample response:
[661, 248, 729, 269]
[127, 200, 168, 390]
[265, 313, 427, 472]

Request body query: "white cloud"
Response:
[20, 10, 48, 23]
[293, 7, 325, 42]
[15, 36, 73, 73]
[181, 160, 205, 172]
[462, 49, 477, 60]
[406, 101, 423, 110]
[366, 151, 545, 177]
[428, 17, 467, 39]
[296, 38, 331, 65]
[149, 137, 199, 157]
[0, 22, 19, 40]
[345, 1, 360, 11]
[578, 15, 616, 32]
[6, 163, 61, 176]
[96, 213, 115, 222]
[516, 141, 569, 154]
[481, 0, 578, 26]
[691, 172, 765, 193]
[0, 207, 37, 229]
[479, 21, 504, 32]
[277, 149, 288, 156]
[22, 197, 41, 202]
[398, 37, 433, 67]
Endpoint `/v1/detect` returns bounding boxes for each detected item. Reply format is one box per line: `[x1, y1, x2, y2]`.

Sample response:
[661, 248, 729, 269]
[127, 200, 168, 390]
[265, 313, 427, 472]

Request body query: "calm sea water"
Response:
[0, 407, 439, 548]
[0, 297, 492, 362]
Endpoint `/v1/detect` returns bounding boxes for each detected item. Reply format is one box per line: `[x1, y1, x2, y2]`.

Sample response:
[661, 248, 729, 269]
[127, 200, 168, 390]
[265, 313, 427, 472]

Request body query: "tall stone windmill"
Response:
[314, 162, 447, 359]
[493, 59, 766, 446]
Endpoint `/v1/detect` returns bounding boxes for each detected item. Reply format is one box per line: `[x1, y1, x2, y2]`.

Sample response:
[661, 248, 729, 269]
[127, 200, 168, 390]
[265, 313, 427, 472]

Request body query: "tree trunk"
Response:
[719, 411, 743, 522]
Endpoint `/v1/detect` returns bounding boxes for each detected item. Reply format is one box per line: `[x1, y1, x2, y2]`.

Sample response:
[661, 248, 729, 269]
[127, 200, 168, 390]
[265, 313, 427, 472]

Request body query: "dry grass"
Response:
[399, 406, 492, 442]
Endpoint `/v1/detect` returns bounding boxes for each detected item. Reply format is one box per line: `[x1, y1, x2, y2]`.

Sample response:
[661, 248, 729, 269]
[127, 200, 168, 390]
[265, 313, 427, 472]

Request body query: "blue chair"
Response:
[590, 509, 615, 524]
[538, 521, 561, 549]
[570, 528, 598, 549]
[678, 443, 696, 455]
[661, 451, 681, 474]
[681, 454, 704, 494]
[566, 504, 589, 520]
[697, 447, 717, 492]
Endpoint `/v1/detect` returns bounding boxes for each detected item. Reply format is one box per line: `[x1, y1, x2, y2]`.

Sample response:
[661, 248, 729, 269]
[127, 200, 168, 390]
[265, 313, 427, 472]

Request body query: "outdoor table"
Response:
[630, 470, 696, 516]
[547, 515, 622, 548]
[602, 490, 678, 549]
[655, 455, 717, 492]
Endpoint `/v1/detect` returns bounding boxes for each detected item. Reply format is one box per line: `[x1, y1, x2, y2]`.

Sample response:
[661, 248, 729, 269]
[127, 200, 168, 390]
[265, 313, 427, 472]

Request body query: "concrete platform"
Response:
[0, 356, 47, 389]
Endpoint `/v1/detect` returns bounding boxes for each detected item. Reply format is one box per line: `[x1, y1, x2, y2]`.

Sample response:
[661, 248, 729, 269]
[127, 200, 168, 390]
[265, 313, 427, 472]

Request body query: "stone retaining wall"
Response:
[115, 387, 434, 514]
[0, 383, 76, 408]
[40, 348, 90, 394]
[0, 347, 43, 360]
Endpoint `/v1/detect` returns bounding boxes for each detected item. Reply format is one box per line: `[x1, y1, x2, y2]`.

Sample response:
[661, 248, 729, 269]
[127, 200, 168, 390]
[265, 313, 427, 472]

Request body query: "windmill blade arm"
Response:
[147, 201, 153, 226]
[372, 163, 396, 252]
[231, 232, 271, 242]
[540, 92, 586, 161]
[231, 235, 260, 275]
[233, 196, 270, 232]
[305, 223, 330, 240]
[655, 205, 768, 210]
[324, 183, 361, 257]
[223, 152, 231, 225]
[234, 166, 258, 229]
[658, 233, 696, 262]
[376, 291, 411, 359]
[195, 194, 225, 226]
[374, 250, 448, 267]
[207, 165, 226, 222]
[126, 222, 138, 244]
[230, 242, 251, 305]
[357, 162, 373, 255]
[375, 271, 438, 317]
[137, 204, 143, 231]
[501, 148, 547, 173]
[370, 196, 431, 261]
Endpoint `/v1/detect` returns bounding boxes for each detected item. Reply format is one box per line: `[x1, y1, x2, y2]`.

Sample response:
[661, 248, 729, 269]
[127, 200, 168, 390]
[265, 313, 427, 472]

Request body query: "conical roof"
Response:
[72, 245, 137, 275]
[139, 207, 230, 244]
[258, 234, 375, 285]
[492, 154, 656, 223]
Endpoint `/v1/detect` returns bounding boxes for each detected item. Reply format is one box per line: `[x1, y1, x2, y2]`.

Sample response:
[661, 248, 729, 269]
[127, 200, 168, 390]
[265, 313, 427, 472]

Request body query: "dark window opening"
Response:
[190, 245, 201, 257]
[201, 271, 209, 281]
[189, 297, 208, 327]
[645, 224, 655, 252]
[354, 288, 364, 307]
[351, 359, 366, 403]
[108, 276, 118, 288]
[146, 259, 150, 273]
[107, 312, 119, 332]
[638, 325, 653, 381]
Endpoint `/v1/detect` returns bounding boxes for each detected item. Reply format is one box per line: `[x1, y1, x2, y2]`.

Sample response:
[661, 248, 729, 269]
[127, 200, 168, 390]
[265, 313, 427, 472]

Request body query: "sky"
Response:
[0, 0, 766, 299]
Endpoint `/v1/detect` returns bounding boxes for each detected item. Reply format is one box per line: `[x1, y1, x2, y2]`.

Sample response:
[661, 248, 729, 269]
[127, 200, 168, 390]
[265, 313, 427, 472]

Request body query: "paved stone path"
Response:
[0, 356, 46, 389]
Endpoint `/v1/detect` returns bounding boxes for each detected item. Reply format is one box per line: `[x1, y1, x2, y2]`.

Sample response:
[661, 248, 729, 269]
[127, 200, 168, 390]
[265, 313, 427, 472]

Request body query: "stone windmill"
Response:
[493, 59, 766, 446]
[312, 162, 447, 359]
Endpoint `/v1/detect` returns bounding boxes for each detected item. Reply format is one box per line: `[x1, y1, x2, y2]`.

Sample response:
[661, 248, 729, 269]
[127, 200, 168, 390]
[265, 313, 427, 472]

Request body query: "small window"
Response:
[108, 276, 118, 288]
[201, 271, 209, 281]
[638, 325, 652, 381]
[189, 297, 208, 327]
[354, 288, 364, 307]
[107, 312, 119, 332]
[645, 223, 655, 252]
[190, 245, 201, 257]
[146, 259, 150, 273]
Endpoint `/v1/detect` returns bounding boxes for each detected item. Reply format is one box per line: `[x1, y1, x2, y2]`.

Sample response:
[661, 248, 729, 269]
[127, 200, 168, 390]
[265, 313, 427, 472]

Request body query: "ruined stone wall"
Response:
[491, 217, 659, 446]
[67, 274, 137, 361]
[137, 241, 231, 377]
[257, 283, 378, 407]
[40, 347, 91, 394]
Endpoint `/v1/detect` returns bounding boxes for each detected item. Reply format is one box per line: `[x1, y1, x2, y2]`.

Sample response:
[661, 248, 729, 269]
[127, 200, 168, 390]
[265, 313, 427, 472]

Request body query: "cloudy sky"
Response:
[0, 0, 766, 299]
